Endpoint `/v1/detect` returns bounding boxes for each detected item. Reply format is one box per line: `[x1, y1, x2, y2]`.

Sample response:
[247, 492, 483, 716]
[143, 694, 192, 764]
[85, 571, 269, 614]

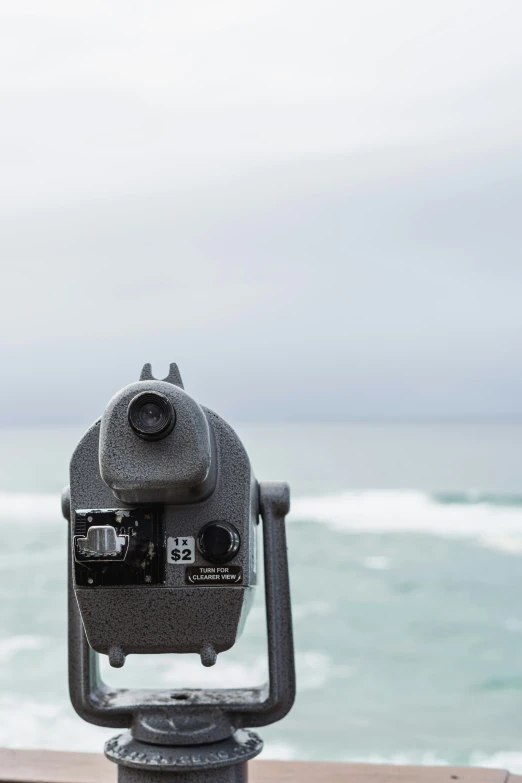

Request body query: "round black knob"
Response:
[197, 522, 240, 564]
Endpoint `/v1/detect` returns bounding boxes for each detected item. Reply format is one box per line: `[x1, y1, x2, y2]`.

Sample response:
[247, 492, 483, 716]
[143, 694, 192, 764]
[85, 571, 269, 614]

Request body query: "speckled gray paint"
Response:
[106, 729, 261, 779]
[70, 394, 256, 659]
[117, 766, 248, 783]
[100, 380, 215, 505]
[76, 586, 250, 655]
[65, 364, 295, 783]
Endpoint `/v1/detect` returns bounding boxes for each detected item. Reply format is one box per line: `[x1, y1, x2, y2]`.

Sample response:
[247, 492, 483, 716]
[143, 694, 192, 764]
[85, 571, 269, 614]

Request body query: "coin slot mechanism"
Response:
[74, 507, 164, 587]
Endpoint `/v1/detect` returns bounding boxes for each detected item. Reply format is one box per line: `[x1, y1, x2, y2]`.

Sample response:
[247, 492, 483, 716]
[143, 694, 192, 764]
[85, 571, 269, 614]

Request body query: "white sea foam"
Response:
[0, 636, 46, 663]
[159, 650, 346, 692]
[362, 555, 391, 570]
[0, 492, 61, 523]
[160, 653, 268, 688]
[290, 490, 522, 552]
[292, 600, 334, 621]
[0, 696, 112, 751]
[504, 617, 522, 632]
[471, 751, 522, 773]
[260, 742, 297, 760]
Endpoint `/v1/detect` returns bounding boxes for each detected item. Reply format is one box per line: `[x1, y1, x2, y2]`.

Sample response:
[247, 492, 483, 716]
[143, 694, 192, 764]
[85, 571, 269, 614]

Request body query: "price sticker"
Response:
[167, 536, 195, 564]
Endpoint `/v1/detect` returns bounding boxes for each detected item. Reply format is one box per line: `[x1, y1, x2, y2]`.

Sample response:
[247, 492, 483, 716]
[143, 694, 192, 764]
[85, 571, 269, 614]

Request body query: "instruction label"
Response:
[185, 566, 243, 585]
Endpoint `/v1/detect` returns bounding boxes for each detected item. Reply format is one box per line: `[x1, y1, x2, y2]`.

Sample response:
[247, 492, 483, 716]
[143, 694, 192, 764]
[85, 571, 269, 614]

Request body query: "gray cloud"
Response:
[1, 1, 522, 423]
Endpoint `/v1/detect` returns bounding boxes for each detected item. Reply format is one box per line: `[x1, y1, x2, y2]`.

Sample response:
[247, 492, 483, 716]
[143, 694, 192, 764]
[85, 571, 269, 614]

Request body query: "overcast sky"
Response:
[2, 0, 522, 424]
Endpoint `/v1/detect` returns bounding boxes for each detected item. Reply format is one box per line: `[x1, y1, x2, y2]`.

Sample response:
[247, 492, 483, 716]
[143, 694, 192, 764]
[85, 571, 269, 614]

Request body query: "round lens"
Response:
[138, 402, 162, 428]
[127, 391, 176, 441]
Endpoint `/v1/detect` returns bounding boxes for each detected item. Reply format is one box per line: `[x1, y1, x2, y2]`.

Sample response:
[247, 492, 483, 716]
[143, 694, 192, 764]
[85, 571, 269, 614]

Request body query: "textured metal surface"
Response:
[69, 402, 257, 659]
[118, 767, 247, 783]
[105, 729, 261, 771]
[76, 586, 248, 656]
[99, 380, 214, 505]
[118, 768, 247, 783]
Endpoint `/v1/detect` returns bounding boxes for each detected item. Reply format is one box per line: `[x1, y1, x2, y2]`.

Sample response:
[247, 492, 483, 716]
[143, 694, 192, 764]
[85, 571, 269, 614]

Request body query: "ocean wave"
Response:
[434, 491, 522, 506]
[260, 742, 297, 760]
[158, 650, 345, 692]
[0, 636, 46, 663]
[290, 490, 522, 551]
[470, 751, 522, 773]
[0, 492, 61, 523]
[0, 696, 112, 751]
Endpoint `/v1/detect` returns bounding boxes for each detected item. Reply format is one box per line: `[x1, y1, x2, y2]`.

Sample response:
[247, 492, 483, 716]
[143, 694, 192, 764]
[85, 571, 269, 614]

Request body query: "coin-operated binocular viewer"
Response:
[62, 363, 295, 783]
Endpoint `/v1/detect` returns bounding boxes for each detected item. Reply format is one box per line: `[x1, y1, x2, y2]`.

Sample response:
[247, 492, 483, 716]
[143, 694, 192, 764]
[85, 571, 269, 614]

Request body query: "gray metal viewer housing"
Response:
[63, 363, 296, 783]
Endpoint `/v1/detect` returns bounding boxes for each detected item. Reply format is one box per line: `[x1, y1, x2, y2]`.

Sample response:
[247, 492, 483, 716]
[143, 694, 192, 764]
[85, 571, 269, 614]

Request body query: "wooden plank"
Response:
[252, 762, 509, 783]
[0, 749, 511, 783]
[0, 749, 113, 783]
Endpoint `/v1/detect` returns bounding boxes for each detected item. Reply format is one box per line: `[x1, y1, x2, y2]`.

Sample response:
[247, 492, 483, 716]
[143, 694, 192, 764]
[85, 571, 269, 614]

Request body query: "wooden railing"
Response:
[0, 750, 519, 783]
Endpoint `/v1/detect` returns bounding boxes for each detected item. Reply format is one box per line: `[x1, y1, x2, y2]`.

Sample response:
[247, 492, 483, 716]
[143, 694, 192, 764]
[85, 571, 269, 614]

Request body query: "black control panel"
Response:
[73, 508, 164, 587]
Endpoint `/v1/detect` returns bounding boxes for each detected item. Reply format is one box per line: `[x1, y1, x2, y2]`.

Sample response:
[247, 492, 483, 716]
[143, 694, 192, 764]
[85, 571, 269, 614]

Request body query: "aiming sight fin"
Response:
[140, 362, 184, 389]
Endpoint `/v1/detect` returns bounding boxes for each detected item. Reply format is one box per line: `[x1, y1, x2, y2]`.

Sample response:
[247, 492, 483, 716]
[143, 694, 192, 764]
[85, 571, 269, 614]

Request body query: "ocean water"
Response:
[1, 422, 522, 769]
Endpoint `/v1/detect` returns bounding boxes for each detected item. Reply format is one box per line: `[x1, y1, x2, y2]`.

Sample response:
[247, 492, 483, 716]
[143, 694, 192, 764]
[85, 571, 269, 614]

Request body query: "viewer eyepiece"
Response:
[127, 391, 175, 441]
